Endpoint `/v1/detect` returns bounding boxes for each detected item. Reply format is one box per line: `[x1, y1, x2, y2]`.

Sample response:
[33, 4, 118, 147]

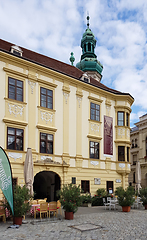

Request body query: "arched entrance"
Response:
[33, 171, 61, 202]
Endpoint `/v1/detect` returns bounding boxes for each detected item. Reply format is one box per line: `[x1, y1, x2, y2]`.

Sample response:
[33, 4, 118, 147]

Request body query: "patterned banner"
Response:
[104, 116, 113, 155]
[0, 147, 14, 215]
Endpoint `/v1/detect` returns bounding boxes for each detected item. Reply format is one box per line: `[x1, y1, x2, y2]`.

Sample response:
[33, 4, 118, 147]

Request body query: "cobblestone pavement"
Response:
[0, 207, 147, 240]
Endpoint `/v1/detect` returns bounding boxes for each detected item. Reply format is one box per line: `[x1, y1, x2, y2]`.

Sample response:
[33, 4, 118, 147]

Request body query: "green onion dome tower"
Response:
[76, 15, 103, 82]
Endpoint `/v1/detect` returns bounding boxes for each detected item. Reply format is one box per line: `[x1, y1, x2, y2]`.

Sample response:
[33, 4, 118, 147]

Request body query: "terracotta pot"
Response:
[65, 211, 74, 220]
[144, 204, 147, 209]
[122, 206, 131, 212]
[13, 216, 22, 225]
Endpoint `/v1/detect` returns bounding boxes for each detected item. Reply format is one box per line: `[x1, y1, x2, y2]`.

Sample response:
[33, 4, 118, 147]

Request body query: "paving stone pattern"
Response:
[0, 207, 147, 240]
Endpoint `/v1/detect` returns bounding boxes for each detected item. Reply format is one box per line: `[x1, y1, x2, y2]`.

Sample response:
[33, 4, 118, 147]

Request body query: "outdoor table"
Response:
[30, 204, 40, 218]
[31, 203, 50, 218]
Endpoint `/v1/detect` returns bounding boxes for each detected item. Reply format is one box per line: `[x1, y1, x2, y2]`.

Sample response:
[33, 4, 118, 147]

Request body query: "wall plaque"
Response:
[94, 178, 101, 185]
[116, 179, 121, 183]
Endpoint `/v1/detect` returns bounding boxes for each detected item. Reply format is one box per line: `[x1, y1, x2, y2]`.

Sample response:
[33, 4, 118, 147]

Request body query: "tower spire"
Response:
[87, 13, 90, 29]
[76, 15, 103, 82]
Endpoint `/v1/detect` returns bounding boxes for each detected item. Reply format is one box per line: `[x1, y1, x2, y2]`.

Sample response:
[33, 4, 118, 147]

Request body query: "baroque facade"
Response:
[128, 114, 147, 188]
[0, 19, 134, 200]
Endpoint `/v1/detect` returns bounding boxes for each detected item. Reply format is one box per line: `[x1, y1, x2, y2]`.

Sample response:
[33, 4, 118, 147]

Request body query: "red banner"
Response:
[104, 116, 113, 155]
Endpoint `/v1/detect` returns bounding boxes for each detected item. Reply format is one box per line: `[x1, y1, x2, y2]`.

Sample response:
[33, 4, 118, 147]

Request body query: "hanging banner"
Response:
[104, 116, 113, 155]
[0, 147, 14, 215]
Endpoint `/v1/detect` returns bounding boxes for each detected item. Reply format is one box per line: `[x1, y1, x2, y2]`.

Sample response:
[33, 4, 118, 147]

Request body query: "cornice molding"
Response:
[88, 96, 103, 103]
[37, 78, 57, 88]
[3, 67, 27, 78]
[3, 118, 28, 126]
[114, 140, 131, 145]
[114, 105, 132, 112]
[87, 134, 102, 141]
[36, 124, 57, 132]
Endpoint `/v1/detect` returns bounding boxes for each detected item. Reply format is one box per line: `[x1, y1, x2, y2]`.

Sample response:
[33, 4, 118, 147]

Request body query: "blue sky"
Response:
[0, 0, 147, 127]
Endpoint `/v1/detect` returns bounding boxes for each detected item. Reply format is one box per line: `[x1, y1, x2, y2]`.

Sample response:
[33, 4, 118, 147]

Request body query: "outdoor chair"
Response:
[0, 207, 6, 223]
[106, 197, 116, 210]
[57, 200, 62, 216]
[48, 201, 57, 218]
[133, 197, 143, 209]
[38, 199, 46, 204]
[40, 202, 48, 219]
[103, 198, 110, 210]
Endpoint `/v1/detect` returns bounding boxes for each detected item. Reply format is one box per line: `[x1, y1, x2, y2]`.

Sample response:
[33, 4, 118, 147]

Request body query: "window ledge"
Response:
[37, 106, 56, 112]
[4, 98, 27, 105]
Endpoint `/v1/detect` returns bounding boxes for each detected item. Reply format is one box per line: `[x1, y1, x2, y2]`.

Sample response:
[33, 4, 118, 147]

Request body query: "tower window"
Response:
[84, 44, 86, 53]
[88, 43, 91, 51]
[118, 146, 125, 161]
[117, 111, 124, 126]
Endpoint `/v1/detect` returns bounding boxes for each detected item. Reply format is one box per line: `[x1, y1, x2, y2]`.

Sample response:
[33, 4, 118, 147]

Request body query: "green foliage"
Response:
[81, 193, 92, 204]
[139, 187, 147, 205]
[115, 186, 135, 207]
[3, 185, 31, 217]
[96, 188, 107, 197]
[91, 188, 107, 206]
[91, 195, 103, 206]
[58, 184, 82, 213]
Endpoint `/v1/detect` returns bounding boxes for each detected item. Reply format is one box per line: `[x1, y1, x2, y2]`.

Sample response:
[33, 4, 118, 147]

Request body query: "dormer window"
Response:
[10, 45, 23, 57]
[80, 72, 90, 83]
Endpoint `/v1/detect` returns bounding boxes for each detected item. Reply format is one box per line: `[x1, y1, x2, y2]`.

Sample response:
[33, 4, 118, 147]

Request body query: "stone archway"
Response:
[33, 171, 61, 202]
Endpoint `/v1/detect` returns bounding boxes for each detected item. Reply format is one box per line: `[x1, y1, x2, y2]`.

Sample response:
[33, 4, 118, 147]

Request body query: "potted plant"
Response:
[115, 186, 135, 212]
[3, 185, 31, 225]
[139, 187, 147, 209]
[58, 183, 82, 220]
[81, 193, 92, 207]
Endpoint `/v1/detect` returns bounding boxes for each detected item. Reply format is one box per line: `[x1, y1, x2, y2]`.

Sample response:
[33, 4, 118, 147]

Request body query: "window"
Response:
[81, 180, 90, 193]
[90, 102, 100, 121]
[40, 87, 53, 109]
[126, 113, 129, 127]
[8, 77, 23, 102]
[40, 133, 53, 154]
[88, 43, 91, 51]
[90, 141, 99, 159]
[127, 147, 130, 162]
[133, 155, 137, 165]
[118, 146, 125, 161]
[7, 127, 23, 150]
[132, 139, 134, 148]
[72, 177, 76, 184]
[117, 111, 124, 126]
[133, 172, 135, 183]
[135, 139, 138, 148]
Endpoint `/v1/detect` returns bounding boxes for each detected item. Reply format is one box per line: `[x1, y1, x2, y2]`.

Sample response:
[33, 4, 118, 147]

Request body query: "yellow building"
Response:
[0, 21, 134, 201]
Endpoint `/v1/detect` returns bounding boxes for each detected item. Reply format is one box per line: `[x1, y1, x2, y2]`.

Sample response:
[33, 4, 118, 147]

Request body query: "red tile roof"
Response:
[0, 38, 133, 98]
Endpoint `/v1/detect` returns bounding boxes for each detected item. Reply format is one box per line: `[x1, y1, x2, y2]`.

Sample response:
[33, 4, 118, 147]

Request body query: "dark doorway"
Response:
[106, 181, 113, 194]
[33, 171, 60, 202]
